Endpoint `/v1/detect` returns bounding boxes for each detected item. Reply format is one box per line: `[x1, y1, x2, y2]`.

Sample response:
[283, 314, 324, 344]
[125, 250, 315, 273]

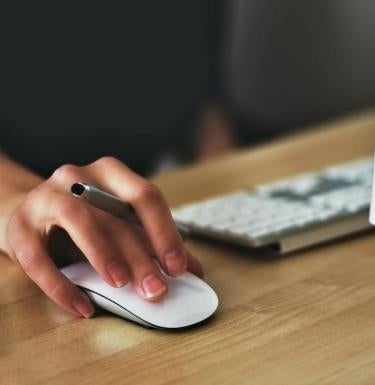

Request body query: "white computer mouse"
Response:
[61, 262, 219, 329]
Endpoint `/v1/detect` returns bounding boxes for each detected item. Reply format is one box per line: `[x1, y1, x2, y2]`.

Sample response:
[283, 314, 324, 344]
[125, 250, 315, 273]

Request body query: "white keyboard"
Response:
[172, 158, 373, 253]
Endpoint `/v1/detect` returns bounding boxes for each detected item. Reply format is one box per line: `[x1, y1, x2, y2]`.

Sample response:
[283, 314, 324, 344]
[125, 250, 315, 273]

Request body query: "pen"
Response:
[71, 182, 190, 239]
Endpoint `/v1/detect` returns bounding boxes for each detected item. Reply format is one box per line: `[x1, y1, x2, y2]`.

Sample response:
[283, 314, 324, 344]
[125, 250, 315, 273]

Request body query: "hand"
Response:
[6, 157, 203, 318]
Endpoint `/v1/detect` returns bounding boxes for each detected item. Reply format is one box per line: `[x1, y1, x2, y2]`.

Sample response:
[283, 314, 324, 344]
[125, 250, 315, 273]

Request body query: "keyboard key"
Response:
[172, 157, 372, 250]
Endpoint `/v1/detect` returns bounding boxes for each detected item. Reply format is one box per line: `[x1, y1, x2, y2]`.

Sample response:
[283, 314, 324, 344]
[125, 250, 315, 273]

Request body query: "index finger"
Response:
[9, 220, 94, 318]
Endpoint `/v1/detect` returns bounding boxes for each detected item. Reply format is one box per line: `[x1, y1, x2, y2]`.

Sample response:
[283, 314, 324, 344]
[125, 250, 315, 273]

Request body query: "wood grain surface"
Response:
[1, 110, 375, 385]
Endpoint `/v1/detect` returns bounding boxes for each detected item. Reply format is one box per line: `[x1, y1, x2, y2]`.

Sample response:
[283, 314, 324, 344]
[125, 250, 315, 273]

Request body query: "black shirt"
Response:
[0, 1, 220, 176]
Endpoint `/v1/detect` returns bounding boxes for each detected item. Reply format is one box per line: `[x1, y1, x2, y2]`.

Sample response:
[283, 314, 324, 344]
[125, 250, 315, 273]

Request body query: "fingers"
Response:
[50, 159, 204, 280]
[133, 225, 204, 279]
[8, 218, 94, 318]
[88, 157, 188, 277]
[25, 187, 131, 289]
[109, 217, 168, 301]
[50, 163, 91, 189]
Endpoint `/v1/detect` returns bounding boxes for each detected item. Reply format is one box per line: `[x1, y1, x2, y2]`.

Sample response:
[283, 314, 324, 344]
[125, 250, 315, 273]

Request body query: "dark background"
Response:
[0, 0, 374, 176]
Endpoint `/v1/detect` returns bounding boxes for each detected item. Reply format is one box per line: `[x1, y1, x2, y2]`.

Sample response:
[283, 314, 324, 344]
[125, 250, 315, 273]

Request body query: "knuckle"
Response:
[152, 225, 176, 242]
[23, 185, 44, 207]
[17, 248, 39, 274]
[133, 182, 162, 203]
[11, 183, 50, 225]
[47, 279, 67, 300]
[52, 164, 80, 183]
[130, 256, 154, 274]
[92, 156, 120, 169]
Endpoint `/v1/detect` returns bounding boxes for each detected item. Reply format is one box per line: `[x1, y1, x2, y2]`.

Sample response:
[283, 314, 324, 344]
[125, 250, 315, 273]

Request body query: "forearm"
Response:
[0, 153, 43, 255]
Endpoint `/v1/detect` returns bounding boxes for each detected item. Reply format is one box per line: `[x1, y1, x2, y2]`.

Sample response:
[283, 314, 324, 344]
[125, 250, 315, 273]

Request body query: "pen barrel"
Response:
[72, 183, 189, 238]
[77, 184, 134, 219]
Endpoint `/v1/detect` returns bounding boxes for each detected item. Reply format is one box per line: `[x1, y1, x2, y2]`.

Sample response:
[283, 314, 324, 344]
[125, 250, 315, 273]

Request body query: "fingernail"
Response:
[165, 250, 186, 276]
[73, 295, 94, 318]
[107, 260, 128, 288]
[142, 275, 166, 299]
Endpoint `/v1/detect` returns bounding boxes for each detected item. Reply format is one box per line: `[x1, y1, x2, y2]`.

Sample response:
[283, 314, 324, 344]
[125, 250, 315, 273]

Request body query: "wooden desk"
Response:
[2, 111, 375, 385]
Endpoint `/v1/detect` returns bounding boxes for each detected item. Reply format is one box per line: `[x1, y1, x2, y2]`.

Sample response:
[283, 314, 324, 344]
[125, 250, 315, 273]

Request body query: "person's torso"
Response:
[0, 2, 216, 176]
